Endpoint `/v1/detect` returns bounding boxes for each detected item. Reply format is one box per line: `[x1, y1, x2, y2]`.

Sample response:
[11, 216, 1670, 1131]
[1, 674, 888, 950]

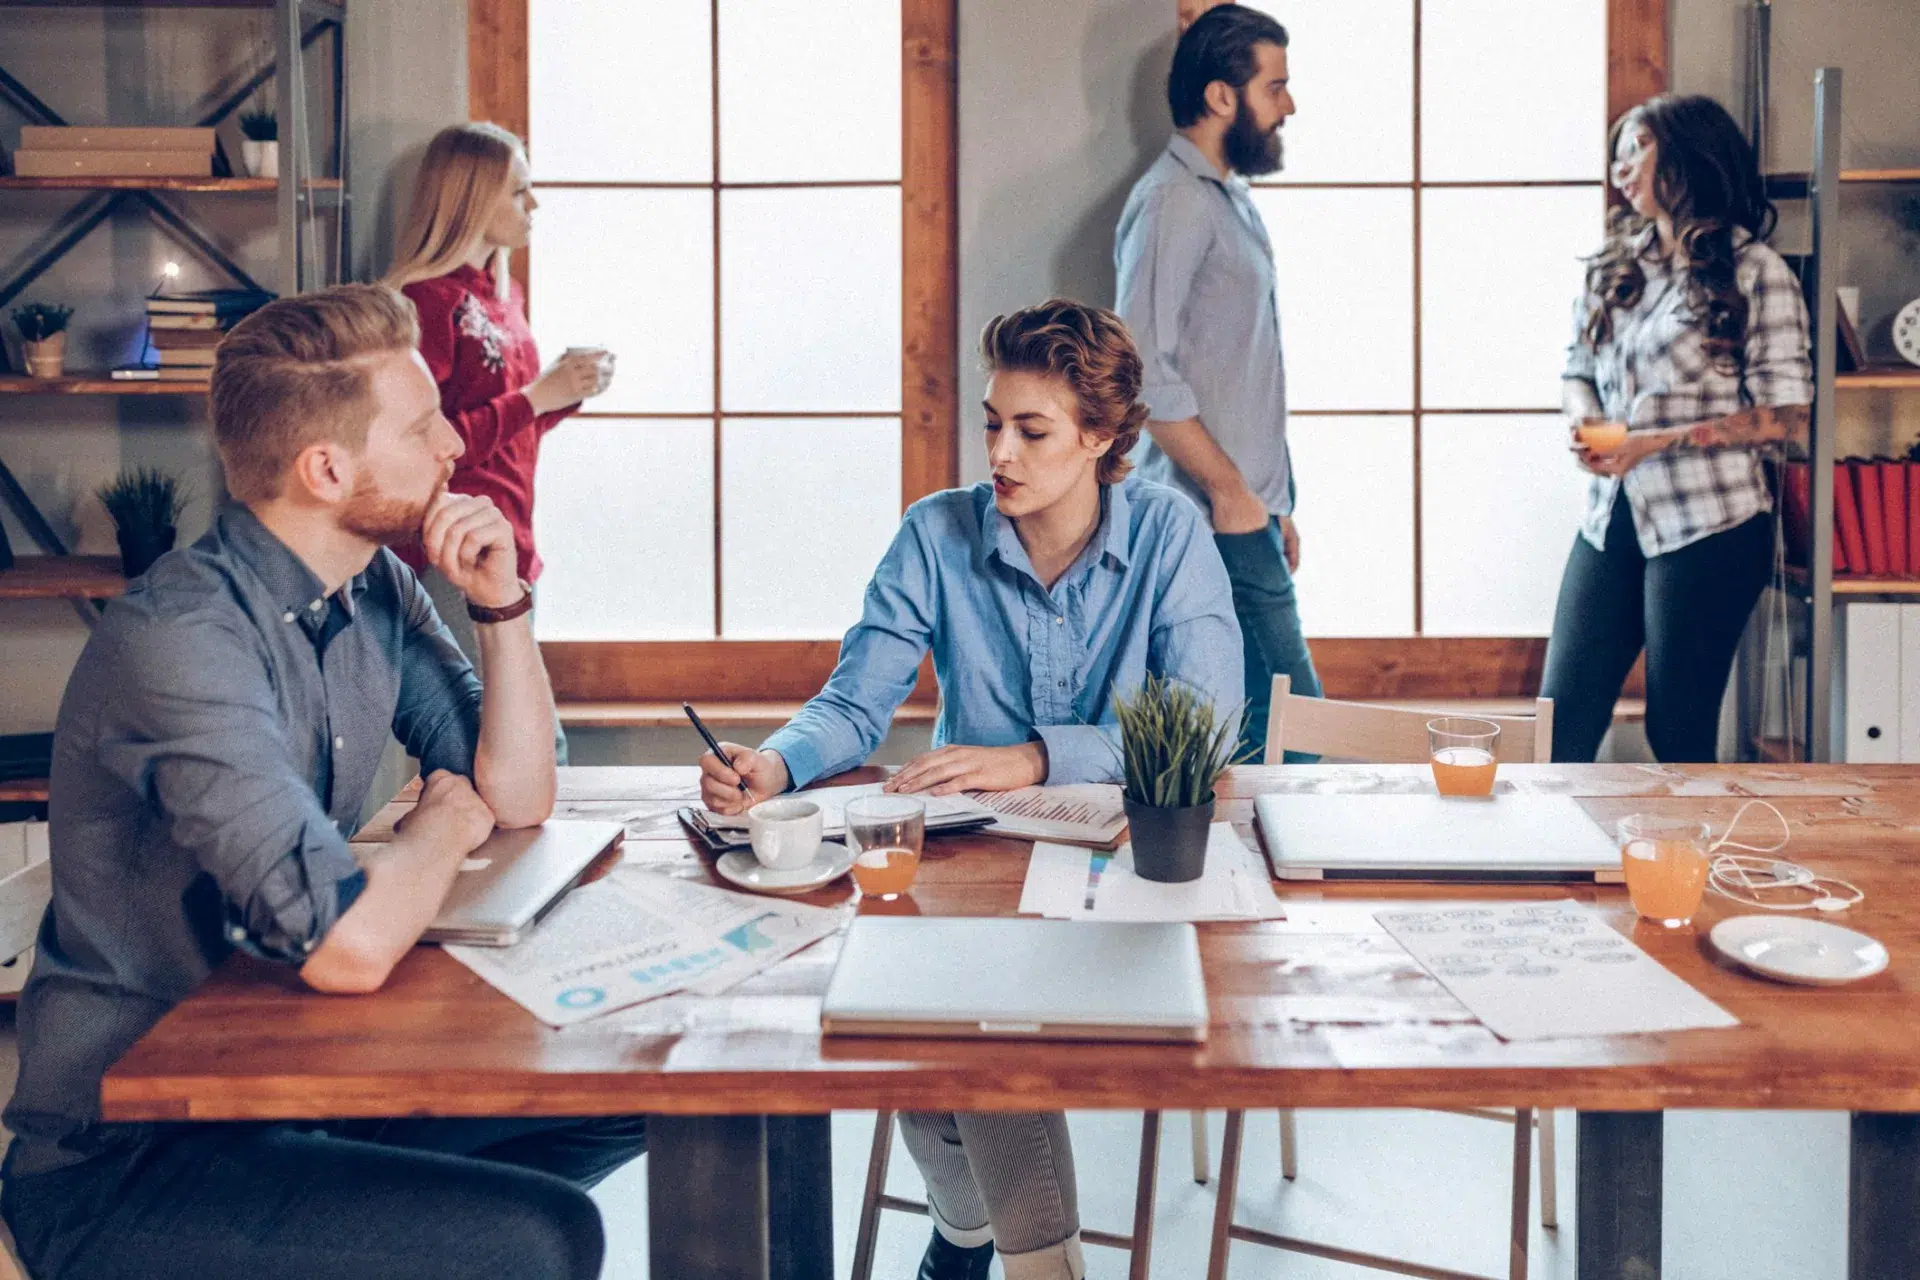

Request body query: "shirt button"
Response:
[228, 926, 245, 942]
[309, 599, 324, 612]
[282, 611, 296, 623]
[1058, 680, 1067, 687]
[1055, 616, 1065, 625]
[333, 736, 346, 750]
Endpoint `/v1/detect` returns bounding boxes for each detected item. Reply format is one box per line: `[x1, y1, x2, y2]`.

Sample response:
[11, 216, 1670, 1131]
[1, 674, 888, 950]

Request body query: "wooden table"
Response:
[103, 763, 1920, 1279]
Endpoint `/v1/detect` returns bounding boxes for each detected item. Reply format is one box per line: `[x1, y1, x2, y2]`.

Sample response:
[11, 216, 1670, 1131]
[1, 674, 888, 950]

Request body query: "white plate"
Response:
[715, 844, 854, 897]
[1709, 914, 1890, 986]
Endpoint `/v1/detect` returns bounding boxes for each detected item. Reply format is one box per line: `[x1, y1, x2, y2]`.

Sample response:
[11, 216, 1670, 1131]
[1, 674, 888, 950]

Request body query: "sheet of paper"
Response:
[1323, 1021, 1507, 1068]
[966, 784, 1129, 847]
[699, 782, 993, 835]
[447, 872, 846, 1027]
[1374, 901, 1738, 1042]
[1020, 825, 1284, 922]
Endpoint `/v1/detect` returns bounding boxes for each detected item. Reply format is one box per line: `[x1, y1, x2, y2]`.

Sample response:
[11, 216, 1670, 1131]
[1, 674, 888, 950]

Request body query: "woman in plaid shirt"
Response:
[1542, 95, 1811, 762]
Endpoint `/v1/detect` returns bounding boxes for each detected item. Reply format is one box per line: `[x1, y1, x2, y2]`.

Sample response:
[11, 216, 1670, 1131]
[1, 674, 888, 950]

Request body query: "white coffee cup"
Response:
[747, 798, 823, 870]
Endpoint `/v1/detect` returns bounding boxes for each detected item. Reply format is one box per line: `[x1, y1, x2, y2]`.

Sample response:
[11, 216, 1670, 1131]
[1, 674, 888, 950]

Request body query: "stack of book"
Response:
[1784, 459, 1920, 581]
[10, 126, 216, 179]
[114, 289, 274, 382]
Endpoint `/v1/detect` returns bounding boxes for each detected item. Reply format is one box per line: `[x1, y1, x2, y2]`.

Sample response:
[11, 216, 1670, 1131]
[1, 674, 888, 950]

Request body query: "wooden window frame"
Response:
[471, 0, 1661, 703]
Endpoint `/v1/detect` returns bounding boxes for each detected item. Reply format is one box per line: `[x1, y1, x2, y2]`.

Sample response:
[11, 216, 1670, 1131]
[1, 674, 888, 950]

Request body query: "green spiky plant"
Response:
[239, 107, 278, 142]
[12, 303, 72, 343]
[97, 468, 188, 539]
[1113, 675, 1249, 810]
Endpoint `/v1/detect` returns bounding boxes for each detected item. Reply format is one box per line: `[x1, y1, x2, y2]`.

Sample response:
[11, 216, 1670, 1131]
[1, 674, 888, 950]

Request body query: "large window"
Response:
[471, 0, 955, 698]
[1243, 0, 1651, 638]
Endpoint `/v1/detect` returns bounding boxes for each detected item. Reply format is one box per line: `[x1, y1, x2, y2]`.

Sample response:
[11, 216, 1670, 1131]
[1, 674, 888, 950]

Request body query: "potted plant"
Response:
[239, 107, 279, 179]
[98, 468, 188, 579]
[13, 303, 73, 379]
[1113, 675, 1246, 883]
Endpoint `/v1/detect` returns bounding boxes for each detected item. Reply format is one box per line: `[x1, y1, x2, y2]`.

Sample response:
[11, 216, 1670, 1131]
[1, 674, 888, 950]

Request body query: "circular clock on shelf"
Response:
[1895, 297, 1920, 368]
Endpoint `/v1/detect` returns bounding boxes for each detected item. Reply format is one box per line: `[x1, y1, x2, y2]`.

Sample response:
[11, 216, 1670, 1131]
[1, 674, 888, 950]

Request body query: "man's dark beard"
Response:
[1224, 94, 1283, 177]
[340, 470, 444, 545]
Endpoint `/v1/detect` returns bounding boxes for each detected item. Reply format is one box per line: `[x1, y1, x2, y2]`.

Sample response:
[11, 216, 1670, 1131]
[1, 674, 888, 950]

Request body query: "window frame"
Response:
[470, 0, 1663, 702]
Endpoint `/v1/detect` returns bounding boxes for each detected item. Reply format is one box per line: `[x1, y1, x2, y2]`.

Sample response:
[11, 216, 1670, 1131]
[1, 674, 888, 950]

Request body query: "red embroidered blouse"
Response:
[397, 263, 576, 582]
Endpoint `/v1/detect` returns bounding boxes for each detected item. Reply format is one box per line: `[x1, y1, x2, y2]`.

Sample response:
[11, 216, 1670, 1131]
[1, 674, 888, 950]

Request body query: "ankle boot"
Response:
[915, 1226, 995, 1280]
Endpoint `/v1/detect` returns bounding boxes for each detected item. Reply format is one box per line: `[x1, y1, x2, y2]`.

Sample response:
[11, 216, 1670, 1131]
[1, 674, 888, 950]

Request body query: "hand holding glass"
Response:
[1428, 718, 1500, 796]
[846, 794, 925, 900]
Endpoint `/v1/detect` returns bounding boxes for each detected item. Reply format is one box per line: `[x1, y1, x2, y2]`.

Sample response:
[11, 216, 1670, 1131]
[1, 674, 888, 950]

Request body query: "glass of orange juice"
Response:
[1577, 419, 1630, 454]
[1618, 813, 1711, 928]
[846, 794, 925, 901]
[1427, 718, 1500, 796]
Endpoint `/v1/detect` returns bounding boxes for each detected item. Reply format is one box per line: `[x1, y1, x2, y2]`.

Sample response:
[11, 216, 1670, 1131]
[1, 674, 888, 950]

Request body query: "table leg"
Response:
[649, 1114, 834, 1280]
[1576, 1111, 1661, 1280]
[1849, 1113, 1920, 1280]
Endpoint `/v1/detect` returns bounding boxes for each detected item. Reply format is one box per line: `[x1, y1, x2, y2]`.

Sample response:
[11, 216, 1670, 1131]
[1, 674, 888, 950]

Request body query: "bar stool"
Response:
[850, 1110, 1164, 1280]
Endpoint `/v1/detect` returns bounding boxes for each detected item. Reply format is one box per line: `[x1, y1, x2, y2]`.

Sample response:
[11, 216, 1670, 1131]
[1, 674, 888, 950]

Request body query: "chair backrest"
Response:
[1265, 675, 1553, 765]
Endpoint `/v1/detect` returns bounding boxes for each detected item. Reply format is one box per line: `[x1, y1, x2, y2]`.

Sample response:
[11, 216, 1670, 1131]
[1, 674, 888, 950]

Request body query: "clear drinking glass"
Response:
[1427, 717, 1500, 796]
[1617, 813, 1712, 928]
[845, 794, 925, 901]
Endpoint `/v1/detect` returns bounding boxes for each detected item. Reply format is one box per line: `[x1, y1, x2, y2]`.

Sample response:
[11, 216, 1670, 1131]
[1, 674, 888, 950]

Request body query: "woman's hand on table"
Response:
[885, 742, 1047, 797]
[698, 745, 790, 815]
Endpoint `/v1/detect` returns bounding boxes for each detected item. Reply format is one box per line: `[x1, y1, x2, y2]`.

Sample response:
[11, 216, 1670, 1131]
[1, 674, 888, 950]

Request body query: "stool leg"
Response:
[1538, 1108, 1559, 1229]
[1508, 1107, 1534, 1280]
[851, 1110, 895, 1280]
[1279, 1108, 1299, 1181]
[1130, 1112, 1163, 1280]
[1190, 1109, 1211, 1184]
[1207, 1111, 1246, 1280]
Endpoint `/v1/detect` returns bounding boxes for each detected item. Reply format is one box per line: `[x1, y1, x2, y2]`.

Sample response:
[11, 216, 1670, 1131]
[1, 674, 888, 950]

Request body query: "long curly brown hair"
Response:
[1579, 95, 1778, 373]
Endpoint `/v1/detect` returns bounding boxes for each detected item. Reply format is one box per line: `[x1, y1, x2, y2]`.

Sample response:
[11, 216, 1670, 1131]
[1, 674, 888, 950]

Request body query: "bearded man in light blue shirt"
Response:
[1115, 3, 1323, 759]
[700, 300, 1240, 1280]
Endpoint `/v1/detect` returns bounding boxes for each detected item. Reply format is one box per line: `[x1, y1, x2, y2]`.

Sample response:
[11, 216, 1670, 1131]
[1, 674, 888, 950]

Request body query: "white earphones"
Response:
[1706, 800, 1863, 913]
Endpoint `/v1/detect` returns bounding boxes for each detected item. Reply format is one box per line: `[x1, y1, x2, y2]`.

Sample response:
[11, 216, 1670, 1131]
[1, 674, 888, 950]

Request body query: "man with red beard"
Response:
[1, 284, 644, 1280]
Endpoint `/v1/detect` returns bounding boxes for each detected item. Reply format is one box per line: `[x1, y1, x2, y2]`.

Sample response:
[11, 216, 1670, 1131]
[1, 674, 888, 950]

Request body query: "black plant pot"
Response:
[116, 526, 176, 579]
[1123, 796, 1214, 883]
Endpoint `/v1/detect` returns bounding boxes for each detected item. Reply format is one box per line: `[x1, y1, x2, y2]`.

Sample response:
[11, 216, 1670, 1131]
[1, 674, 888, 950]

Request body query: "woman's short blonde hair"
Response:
[979, 299, 1149, 485]
[211, 284, 420, 502]
[384, 121, 524, 297]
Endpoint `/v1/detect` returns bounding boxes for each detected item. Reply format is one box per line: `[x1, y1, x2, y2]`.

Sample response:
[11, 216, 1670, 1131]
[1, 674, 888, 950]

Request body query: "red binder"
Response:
[1856, 461, 1890, 576]
[1834, 462, 1867, 576]
[1782, 462, 1812, 564]
[1909, 462, 1920, 580]
[1882, 460, 1908, 577]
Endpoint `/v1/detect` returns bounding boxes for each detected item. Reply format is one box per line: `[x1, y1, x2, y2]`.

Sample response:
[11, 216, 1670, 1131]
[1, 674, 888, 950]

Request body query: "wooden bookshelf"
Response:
[0, 374, 208, 395]
[1766, 168, 1920, 196]
[1837, 367, 1920, 390]
[1784, 567, 1920, 599]
[0, 556, 126, 600]
[0, 176, 342, 192]
[0, 780, 49, 804]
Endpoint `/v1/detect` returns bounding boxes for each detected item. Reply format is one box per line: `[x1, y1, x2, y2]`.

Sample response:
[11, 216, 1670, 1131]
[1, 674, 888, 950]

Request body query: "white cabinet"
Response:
[1834, 603, 1920, 763]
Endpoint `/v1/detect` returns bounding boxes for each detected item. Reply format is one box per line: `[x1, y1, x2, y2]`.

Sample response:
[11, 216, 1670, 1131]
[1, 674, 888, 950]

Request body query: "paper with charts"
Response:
[965, 783, 1128, 849]
[1374, 901, 1737, 1042]
[1019, 823, 1285, 922]
[447, 870, 846, 1027]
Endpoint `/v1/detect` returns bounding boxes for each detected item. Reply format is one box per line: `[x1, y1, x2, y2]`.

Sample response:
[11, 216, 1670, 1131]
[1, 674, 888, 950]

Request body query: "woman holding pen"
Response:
[698, 300, 1242, 1280]
[384, 122, 613, 761]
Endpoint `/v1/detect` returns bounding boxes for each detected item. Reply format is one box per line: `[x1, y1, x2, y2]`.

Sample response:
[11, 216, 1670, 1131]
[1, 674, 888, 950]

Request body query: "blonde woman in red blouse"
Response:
[385, 122, 612, 758]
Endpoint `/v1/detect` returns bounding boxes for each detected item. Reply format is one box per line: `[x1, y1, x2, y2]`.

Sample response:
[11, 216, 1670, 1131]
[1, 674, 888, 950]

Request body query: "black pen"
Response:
[683, 702, 750, 796]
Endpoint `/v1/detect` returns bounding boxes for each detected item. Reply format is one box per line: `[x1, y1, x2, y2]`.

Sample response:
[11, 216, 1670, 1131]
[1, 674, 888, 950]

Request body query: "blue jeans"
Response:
[1213, 518, 1322, 762]
[2, 1115, 646, 1280]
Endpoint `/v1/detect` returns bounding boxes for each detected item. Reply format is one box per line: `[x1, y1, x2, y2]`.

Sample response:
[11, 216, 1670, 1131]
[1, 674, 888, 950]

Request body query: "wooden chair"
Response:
[1204, 677, 1557, 1280]
[851, 1110, 1164, 1280]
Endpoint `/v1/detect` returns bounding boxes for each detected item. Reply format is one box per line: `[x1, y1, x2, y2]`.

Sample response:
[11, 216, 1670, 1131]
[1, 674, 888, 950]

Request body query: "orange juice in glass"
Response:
[846, 794, 925, 901]
[1427, 718, 1500, 796]
[1617, 814, 1711, 927]
[1577, 419, 1630, 454]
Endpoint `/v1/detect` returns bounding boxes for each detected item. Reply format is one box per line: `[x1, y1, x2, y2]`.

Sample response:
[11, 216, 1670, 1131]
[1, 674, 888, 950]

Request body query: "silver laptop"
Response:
[422, 820, 624, 947]
[1255, 793, 1624, 883]
[821, 918, 1208, 1043]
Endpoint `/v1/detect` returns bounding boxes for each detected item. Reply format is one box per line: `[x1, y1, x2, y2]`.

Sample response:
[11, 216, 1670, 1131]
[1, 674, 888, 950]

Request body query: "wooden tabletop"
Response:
[103, 763, 1920, 1122]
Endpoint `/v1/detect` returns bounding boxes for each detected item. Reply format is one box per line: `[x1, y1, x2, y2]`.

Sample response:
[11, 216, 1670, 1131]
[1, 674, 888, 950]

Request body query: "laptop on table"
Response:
[821, 917, 1209, 1043]
[1254, 793, 1625, 883]
[422, 819, 625, 947]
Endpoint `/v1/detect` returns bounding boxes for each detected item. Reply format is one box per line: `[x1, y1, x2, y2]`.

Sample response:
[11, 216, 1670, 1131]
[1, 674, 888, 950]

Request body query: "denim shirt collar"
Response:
[980, 482, 1133, 591]
[1166, 133, 1246, 195]
[217, 502, 367, 629]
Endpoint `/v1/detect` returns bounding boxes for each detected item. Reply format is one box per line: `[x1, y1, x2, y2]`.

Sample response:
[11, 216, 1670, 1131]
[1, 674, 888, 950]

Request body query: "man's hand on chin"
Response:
[420, 492, 522, 609]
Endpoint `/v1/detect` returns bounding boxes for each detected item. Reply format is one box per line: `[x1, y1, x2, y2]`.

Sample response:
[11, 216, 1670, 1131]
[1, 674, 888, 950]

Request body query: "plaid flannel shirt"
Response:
[1563, 228, 1812, 557]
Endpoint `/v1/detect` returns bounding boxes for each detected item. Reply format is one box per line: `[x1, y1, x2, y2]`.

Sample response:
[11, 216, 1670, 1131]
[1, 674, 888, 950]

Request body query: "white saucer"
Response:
[1709, 914, 1889, 986]
[715, 843, 854, 896]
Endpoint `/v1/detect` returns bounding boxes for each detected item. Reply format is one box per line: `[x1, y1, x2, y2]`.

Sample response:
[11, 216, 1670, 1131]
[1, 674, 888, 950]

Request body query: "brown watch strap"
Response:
[466, 580, 534, 624]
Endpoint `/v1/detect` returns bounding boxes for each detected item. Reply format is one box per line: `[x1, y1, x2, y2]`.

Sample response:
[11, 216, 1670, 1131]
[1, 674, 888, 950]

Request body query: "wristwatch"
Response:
[467, 579, 534, 624]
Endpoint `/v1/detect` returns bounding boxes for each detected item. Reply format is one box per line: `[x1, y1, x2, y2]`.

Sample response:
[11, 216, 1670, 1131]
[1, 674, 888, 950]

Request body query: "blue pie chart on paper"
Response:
[558, 987, 606, 1010]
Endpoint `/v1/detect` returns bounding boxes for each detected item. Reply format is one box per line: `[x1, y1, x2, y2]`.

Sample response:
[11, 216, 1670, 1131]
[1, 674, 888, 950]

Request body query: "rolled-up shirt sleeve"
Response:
[761, 513, 939, 789]
[1739, 248, 1813, 409]
[387, 558, 484, 777]
[1115, 186, 1210, 424]
[1564, 290, 1600, 384]
[91, 615, 364, 964]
